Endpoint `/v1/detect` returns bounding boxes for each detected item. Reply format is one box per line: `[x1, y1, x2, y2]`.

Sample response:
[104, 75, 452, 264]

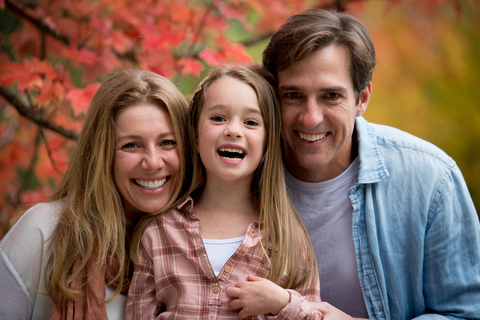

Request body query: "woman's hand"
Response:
[226, 274, 290, 318]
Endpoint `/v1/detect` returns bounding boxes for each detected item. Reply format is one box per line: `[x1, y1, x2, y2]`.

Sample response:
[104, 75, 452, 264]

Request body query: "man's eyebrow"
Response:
[278, 84, 348, 93]
[278, 84, 302, 92]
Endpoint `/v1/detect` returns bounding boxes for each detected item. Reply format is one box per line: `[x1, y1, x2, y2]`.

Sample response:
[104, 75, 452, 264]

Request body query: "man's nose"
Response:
[298, 99, 324, 129]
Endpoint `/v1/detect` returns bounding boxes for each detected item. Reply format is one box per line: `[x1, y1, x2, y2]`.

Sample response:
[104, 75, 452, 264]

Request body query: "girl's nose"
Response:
[224, 121, 242, 138]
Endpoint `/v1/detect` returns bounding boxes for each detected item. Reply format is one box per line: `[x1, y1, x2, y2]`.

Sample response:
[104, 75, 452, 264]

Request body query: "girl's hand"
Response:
[225, 274, 290, 318]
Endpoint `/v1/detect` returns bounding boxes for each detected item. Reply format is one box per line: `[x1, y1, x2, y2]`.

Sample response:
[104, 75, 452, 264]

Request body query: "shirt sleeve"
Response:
[126, 226, 159, 320]
[267, 246, 323, 320]
[419, 164, 480, 319]
[0, 250, 33, 319]
[0, 202, 60, 320]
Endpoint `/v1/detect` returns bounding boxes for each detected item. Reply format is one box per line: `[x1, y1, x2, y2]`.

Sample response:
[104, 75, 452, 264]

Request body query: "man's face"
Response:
[277, 45, 371, 182]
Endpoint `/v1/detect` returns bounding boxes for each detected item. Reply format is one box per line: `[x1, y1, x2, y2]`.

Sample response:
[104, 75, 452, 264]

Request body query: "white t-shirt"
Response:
[285, 157, 369, 318]
[0, 201, 126, 320]
[203, 236, 245, 276]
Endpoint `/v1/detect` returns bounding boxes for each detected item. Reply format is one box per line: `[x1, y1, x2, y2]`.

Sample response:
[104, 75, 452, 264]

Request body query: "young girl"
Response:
[127, 65, 323, 319]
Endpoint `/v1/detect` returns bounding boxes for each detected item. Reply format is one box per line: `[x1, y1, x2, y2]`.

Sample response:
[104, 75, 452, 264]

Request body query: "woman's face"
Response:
[113, 103, 180, 223]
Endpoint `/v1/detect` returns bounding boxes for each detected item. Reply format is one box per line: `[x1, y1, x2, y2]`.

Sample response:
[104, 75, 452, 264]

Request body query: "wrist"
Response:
[269, 289, 291, 315]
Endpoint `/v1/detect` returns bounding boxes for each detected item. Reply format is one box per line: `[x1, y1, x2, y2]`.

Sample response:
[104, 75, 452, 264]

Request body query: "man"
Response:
[263, 9, 480, 319]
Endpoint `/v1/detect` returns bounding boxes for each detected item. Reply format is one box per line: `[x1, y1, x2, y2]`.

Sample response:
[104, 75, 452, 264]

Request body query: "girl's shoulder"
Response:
[147, 197, 195, 230]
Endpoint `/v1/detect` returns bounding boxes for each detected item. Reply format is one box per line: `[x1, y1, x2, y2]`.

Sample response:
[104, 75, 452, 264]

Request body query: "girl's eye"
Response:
[244, 119, 259, 126]
[210, 115, 226, 122]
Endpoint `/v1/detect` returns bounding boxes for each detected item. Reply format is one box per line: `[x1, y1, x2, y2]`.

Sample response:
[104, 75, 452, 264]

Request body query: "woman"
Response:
[0, 69, 193, 319]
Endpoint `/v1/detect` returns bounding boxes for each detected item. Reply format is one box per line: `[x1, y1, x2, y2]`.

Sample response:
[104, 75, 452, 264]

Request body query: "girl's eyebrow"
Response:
[206, 104, 262, 115]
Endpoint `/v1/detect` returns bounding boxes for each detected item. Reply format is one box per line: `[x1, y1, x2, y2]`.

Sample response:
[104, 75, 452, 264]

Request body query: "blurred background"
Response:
[1, 0, 479, 238]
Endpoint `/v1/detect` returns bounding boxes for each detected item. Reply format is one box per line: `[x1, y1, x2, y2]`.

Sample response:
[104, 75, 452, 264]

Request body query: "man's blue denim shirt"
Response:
[351, 117, 480, 319]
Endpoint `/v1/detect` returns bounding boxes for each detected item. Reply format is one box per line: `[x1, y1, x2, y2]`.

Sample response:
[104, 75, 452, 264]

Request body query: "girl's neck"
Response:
[194, 176, 258, 239]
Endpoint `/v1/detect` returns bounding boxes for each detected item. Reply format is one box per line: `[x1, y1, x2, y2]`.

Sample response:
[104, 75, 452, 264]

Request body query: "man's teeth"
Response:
[218, 147, 244, 160]
[135, 178, 166, 190]
[299, 132, 327, 142]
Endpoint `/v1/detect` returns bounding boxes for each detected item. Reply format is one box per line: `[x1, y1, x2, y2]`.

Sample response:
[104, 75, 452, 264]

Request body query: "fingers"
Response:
[309, 301, 328, 313]
[225, 286, 241, 299]
[247, 274, 264, 282]
[229, 297, 243, 311]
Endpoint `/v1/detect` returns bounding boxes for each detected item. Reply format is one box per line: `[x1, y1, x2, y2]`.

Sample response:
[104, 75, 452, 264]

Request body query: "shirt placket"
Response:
[350, 184, 387, 320]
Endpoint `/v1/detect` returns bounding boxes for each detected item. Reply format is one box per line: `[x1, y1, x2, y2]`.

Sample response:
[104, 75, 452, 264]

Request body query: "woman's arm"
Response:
[0, 202, 62, 320]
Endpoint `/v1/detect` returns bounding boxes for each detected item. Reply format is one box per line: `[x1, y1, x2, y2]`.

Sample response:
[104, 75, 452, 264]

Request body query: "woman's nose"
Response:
[142, 149, 165, 170]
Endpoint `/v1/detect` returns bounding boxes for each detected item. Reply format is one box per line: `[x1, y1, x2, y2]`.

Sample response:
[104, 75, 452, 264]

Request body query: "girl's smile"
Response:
[196, 76, 266, 184]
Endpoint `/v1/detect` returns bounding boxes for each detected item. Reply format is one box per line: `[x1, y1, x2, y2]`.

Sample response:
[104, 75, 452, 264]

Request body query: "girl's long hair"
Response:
[189, 65, 318, 290]
[46, 69, 192, 301]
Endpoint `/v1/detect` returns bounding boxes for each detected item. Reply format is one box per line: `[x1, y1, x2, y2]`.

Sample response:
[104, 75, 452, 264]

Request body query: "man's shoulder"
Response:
[359, 118, 455, 169]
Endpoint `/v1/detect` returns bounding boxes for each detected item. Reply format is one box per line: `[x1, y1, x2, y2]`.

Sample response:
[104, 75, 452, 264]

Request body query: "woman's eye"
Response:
[160, 140, 177, 148]
[211, 115, 225, 122]
[122, 142, 140, 149]
[162, 140, 176, 146]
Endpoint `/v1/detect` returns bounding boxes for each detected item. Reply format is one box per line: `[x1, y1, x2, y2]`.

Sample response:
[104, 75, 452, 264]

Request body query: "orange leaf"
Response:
[170, 3, 191, 23]
[199, 49, 226, 66]
[223, 43, 252, 64]
[63, 47, 99, 66]
[178, 58, 204, 77]
[66, 83, 101, 117]
[0, 63, 41, 91]
[37, 79, 53, 105]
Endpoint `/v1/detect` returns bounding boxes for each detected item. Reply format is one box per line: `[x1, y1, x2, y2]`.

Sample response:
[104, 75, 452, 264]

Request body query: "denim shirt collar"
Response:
[355, 116, 390, 185]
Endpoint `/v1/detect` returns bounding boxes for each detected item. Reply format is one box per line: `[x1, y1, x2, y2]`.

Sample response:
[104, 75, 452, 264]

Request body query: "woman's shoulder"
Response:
[1, 200, 64, 247]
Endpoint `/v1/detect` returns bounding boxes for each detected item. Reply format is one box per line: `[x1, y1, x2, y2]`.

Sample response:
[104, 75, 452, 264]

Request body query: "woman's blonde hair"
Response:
[46, 69, 192, 301]
[189, 65, 318, 290]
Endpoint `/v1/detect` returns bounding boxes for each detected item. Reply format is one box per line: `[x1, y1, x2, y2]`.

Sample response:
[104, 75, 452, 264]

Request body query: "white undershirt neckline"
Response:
[203, 236, 245, 276]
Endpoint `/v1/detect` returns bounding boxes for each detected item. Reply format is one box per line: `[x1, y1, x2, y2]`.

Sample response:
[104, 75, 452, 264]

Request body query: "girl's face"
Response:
[197, 76, 266, 185]
[113, 103, 180, 223]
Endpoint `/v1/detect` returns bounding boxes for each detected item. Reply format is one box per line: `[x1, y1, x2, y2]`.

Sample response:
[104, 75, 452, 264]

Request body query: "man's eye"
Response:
[285, 92, 300, 99]
[211, 115, 225, 122]
[325, 92, 340, 99]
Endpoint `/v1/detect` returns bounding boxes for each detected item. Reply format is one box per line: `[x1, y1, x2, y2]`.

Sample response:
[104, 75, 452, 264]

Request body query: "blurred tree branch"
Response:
[0, 86, 79, 140]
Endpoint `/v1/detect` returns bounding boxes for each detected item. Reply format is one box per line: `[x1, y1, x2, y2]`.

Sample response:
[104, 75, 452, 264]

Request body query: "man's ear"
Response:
[356, 81, 372, 117]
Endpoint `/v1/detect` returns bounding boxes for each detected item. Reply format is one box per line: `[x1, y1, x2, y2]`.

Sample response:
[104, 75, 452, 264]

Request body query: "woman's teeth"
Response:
[134, 178, 167, 190]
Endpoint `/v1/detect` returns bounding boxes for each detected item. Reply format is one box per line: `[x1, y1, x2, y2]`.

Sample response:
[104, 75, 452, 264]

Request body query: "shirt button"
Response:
[249, 226, 255, 233]
[225, 266, 231, 273]
[213, 287, 219, 294]
[242, 245, 248, 252]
